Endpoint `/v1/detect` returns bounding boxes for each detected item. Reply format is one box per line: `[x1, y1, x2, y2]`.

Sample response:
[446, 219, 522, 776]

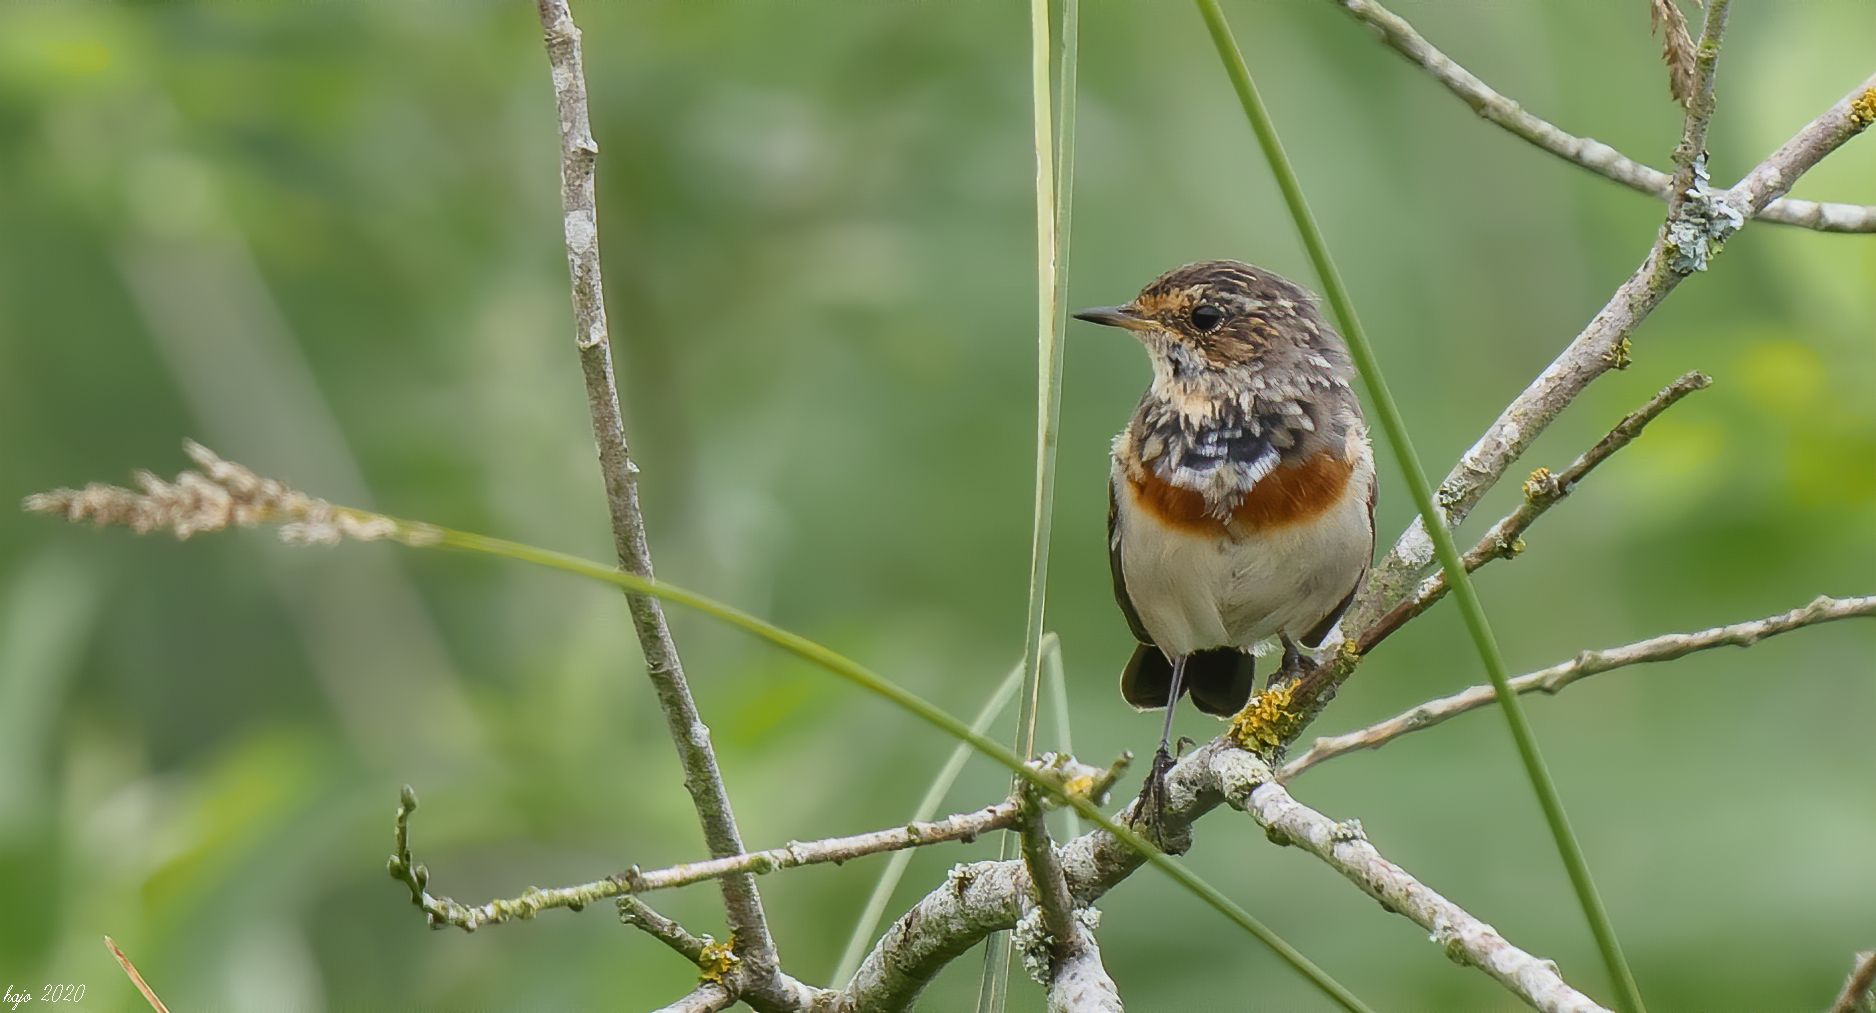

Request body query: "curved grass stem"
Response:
[420, 523, 1369, 1012]
[830, 642, 1031, 987]
[1192, 3, 1644, 1010]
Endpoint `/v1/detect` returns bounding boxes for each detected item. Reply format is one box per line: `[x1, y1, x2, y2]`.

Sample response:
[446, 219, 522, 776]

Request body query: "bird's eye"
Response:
[1189, 305, 1225, 332]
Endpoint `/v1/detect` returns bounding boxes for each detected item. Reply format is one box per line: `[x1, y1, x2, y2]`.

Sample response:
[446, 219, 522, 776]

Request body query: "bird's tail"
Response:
[1119, 645, 1256, 717]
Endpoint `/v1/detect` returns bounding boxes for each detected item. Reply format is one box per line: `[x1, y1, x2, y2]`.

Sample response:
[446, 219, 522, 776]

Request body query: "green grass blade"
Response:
[1012, 0, 1066, 774]
[829, 640, 1032, 986]
[982, 0, 1079, 1006]
[1048, 0, 1081, 844]
[1191, 3, 1644, 1010]
[412, 523, 1367, 1011]
[1043, 634, 1079, 839]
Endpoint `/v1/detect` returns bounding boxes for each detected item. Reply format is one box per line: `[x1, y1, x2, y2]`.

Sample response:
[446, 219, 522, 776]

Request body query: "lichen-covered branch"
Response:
[1355, 371, 1710, 651]
[1283, 594, 1876, 780]
[530, 0, 781, 992]
[1328, 0, 1876, 232]
[1213, 750, 1609, 1013]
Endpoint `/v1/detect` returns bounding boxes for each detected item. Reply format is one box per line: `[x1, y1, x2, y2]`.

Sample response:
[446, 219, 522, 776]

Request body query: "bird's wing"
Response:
[1302, 475, 1377, 647]
[1108, 480, 1153, 645]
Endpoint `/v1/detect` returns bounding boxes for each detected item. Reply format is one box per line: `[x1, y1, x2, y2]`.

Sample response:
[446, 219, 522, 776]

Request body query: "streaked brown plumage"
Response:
[1075, 259, 1377, 829]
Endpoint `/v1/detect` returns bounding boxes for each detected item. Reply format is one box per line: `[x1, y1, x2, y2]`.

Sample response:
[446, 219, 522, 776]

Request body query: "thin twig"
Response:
[390, 781, 1019, 930]
[615, 896, 831, 1013]
[1327, 0, 1876, 232]
[1213, 751, 1610, 1013]
[1343, 66, 1876, 646]
[1017, 788, 1078, 972]
[1729, 76, 1876, 216]
[1357, 371, 1711, 651]
[628, 801, 1022, 894]
[1018, 787, 1122, 1012]
[618, 895, 711, 965]
[1832, 951, 1876, 1013]
[1284, 595, 1876, 780]
[530, 0, 780, 992]
[104, 936, 171, 1013]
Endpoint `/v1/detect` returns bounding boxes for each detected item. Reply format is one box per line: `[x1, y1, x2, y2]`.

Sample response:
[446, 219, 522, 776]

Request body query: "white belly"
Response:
[1115, 468, 1372, 658]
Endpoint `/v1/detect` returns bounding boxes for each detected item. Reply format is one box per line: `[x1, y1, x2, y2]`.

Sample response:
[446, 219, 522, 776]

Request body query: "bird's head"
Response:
[1073, 260, 1325, 380]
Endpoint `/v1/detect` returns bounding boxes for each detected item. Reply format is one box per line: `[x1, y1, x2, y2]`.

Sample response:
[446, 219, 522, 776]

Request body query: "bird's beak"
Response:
[1071, 304, 1152, 332]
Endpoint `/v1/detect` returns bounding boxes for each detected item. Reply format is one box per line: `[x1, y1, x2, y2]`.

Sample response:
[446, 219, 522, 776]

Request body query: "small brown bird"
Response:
[1074, 260, 1376, 820]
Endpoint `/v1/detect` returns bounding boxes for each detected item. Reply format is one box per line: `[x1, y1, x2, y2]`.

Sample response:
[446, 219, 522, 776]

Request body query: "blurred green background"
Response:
[2, 0, 1873, 1009]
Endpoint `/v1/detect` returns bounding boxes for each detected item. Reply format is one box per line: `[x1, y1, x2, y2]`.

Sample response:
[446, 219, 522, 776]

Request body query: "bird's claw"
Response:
[1130, 745, 1179, 845]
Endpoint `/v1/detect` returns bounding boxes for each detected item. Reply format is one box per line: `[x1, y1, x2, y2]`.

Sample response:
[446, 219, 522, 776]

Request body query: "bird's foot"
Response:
[1129, 745, 1179, 846]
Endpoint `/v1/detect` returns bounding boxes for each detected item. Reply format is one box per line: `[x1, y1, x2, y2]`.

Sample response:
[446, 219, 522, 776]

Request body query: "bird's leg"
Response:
[1134, 654, 1187, 841]
[1274, 634, 1304, 688]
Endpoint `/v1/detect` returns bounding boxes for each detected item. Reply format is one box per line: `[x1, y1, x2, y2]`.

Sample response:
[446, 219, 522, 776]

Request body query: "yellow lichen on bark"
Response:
[1228, 681, 1307, 756]
[1851, 87, 1876, 128]
[697, 936, 739, 983]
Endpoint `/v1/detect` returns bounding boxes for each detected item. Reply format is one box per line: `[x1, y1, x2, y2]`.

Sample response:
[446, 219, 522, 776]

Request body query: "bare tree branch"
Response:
[1341, 67, 1876, 649]
[530, 0, 782, 994]
[1833, 951, 1876, 1013]
[388, 783, 1020, 930]
[1328, 0, 1876, 232]
[1213, 750, 1609, 1013]
[1017, 789, 1123, 1012]
[1730, 79, 1876, 216]
[1356, 371, 1710, 653]
[1283, 594, 1876, 780]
